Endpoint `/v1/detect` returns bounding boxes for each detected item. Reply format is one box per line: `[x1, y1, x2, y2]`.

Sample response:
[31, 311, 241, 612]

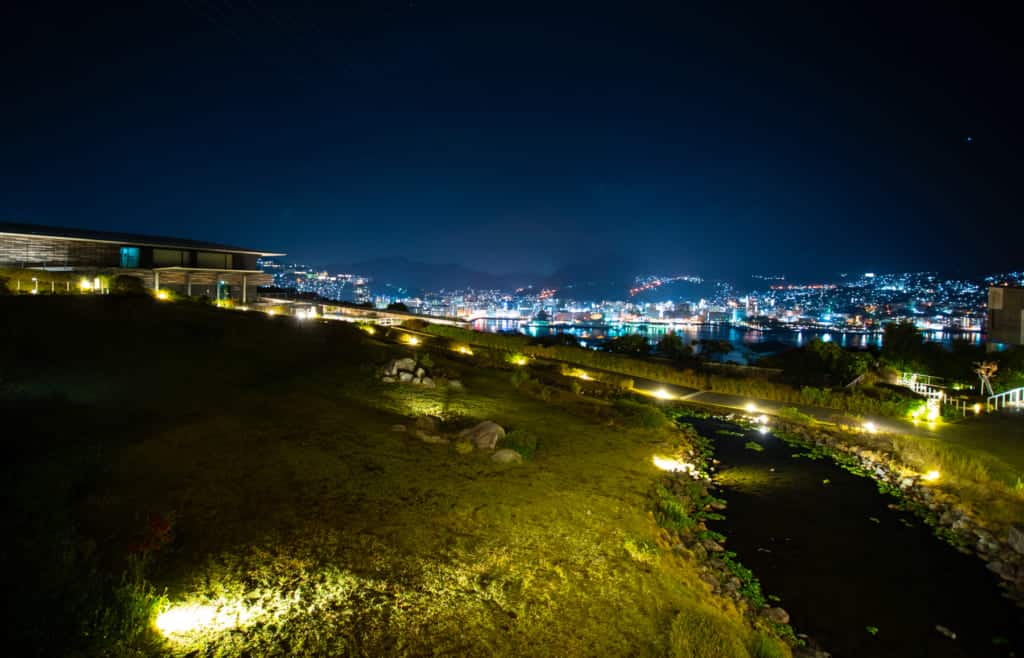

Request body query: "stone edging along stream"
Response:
[765, 419, 1024, 608]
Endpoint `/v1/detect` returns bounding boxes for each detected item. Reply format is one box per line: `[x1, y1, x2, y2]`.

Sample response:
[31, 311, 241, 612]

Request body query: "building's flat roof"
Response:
[0, 221, 285, 257]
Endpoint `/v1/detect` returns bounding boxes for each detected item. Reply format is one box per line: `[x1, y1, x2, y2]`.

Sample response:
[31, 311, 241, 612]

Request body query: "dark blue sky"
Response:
[2, 2, 1020, 279]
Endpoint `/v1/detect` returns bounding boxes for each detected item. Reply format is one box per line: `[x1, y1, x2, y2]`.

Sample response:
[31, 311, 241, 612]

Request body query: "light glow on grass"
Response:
[405, 335, 420, 346]
[758, 425, 770, 435]
[653, 455, 697, 476]
[156, 603, 253, 636]
[745, 402, 757, 413]
[652, 387, 673, 400]
[456, 345, 473, 355]
[863, 421, 877, 434]
[156, 290, 170, 301]
[923, 469, 941, 482]
[509, 354, 529, 366]
[925, 407, 940, 422]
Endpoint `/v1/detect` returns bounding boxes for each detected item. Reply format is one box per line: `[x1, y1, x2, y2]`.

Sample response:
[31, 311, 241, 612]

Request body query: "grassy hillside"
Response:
[1, 297, 787, 657]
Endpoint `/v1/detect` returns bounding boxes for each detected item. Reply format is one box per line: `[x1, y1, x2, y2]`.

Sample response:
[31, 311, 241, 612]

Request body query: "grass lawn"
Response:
[1, 297, 784, 656]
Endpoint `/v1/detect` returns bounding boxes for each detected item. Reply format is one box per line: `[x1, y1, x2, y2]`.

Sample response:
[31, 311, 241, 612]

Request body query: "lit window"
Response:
[120, 247, 140, 268]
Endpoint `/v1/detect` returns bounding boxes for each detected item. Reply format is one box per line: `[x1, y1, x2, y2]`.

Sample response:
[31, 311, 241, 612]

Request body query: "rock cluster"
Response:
[380, 357, 435, 387]
[404, 416, 521, 464]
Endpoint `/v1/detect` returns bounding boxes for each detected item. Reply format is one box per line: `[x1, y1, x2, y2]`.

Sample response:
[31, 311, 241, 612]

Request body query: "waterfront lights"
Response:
[745, 402, 757, 413]
[923, 470, 941, 482]
[652, 388, 674, 400]
[863, 421, 877, 433]
[653, 455, 697, 476]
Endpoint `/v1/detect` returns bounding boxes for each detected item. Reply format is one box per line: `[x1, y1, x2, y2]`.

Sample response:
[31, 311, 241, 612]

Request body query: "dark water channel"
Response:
[686, 416, 1023, 658]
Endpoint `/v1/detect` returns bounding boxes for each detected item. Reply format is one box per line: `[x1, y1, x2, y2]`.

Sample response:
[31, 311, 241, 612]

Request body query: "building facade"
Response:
[987, 286, 1024, 346]
[0, 222, 283, 302]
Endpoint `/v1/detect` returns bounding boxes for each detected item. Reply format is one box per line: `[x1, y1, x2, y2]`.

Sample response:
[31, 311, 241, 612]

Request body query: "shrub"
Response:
[668, 609, 751, 658]
[111, 275, 146, 295]
[504, 429, 538, 459]
[614, 398, 668, 429]
[748, 632, 792, 658]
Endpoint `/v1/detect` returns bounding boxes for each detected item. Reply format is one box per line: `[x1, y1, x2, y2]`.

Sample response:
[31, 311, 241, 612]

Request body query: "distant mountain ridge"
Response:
[324, 257, 536, 293]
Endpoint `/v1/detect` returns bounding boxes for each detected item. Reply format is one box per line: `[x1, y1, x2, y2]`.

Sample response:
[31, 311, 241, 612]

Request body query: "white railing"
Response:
[988, 387, 1024, 412]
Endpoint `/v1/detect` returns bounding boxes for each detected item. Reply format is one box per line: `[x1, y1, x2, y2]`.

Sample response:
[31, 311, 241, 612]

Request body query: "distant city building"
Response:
[987, 286, 1024, 345]
[0, 221, 282, 302]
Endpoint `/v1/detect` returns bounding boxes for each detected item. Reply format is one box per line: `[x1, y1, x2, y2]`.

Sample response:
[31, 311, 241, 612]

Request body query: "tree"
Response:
[657, 333, 692, 362]
[386, 302, 409, 312]
[881, 322, 924, 369]
[697, 339, 732, 360]
[605, 334, 650, 355]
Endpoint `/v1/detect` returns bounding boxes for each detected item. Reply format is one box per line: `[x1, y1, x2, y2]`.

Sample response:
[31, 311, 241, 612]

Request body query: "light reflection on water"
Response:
[470, 318, 983, 363]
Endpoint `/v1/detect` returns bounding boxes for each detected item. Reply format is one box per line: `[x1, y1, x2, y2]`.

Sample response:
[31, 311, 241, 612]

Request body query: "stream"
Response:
[685, 416, 1024, 658]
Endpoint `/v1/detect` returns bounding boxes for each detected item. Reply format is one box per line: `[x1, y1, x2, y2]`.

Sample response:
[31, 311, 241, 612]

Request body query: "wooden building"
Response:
[0, 222, 283, 302]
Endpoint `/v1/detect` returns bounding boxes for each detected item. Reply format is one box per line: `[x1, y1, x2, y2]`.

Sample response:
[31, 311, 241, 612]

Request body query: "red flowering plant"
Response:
[128, 512, 176, 556]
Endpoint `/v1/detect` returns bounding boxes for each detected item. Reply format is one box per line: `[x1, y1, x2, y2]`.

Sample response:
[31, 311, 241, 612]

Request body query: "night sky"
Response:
[2, 2, 1020, 280]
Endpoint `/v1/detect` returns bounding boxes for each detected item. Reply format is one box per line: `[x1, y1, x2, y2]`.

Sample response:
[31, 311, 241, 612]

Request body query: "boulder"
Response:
[700, 538, 724, 553]
[458, 421, 505, 450]
[399, 371, 414, 383]
[454, 439, 474, 455]
[1008, 526, 1024, 556]
[421, 377, 435, 388]
[393, 357, 416, 373]
[492, 449, 523, 464]
[448, 379, 464, 390]
[415, 367, 426, 378]
[414, 416, 441, 433]
[381, 376, 396, 383]
[411, 416, 446, 443]
[761, 607, 790, 625]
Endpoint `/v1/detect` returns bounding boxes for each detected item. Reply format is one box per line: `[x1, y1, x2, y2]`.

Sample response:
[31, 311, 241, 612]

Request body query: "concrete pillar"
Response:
[154, 270, 160, 291]
[242, 275, 247, 303]
[186, 273, 192, 297]
[216, 274, 221, 302]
